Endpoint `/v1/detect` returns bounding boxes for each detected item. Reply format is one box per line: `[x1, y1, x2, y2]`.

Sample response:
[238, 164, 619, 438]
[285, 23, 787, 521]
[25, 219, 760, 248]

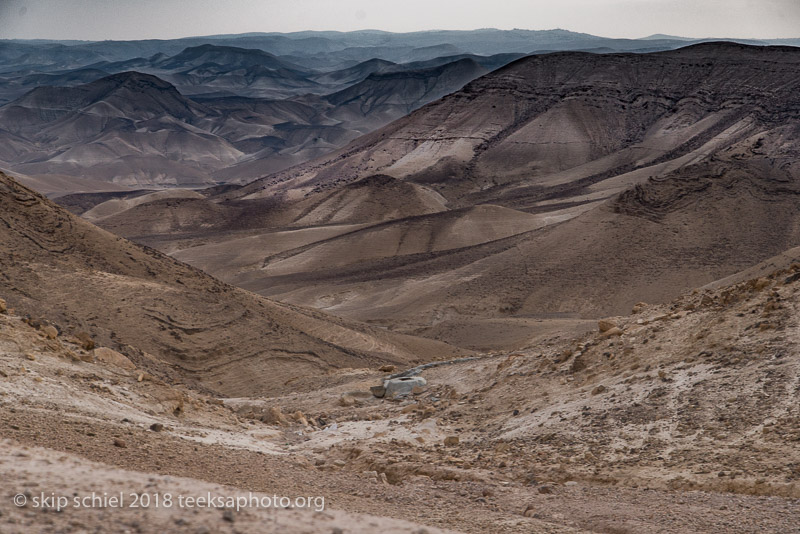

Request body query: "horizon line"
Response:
[3, 28, 800, 44]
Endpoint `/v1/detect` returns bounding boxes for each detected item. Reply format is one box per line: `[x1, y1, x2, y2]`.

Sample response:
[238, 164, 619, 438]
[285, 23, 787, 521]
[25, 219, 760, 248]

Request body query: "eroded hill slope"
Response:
[0, 171, 464, 396]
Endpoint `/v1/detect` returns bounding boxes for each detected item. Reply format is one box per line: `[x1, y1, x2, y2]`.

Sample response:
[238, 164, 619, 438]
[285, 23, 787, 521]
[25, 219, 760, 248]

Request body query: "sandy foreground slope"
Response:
[2, 256, 800, 532]
[1, 441, 460, 534]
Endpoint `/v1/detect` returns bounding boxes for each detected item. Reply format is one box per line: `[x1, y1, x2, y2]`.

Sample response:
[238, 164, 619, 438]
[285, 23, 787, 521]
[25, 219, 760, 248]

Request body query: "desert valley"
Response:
[1, 15, 800, 534]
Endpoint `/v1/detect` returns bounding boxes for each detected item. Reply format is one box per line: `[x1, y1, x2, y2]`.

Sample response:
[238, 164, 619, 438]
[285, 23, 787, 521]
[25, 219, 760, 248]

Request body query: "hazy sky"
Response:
[0, 0, 798, 41]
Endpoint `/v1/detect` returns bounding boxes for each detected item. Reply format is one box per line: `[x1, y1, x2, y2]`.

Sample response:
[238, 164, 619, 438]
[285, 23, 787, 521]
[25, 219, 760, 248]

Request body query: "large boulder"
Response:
[383, 376, 427, 399]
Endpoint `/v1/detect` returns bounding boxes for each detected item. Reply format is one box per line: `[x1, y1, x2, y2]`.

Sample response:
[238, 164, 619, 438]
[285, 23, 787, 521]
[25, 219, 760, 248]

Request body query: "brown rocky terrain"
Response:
[4, 39, 800, 534]
[2, 246, 800, 533]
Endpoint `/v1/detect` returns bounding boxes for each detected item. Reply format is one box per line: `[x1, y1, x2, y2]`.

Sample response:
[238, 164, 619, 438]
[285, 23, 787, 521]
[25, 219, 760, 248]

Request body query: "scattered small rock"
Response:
[601, 327, 624, 338]
[401, 403, 418, 414]
[76, 332, 95, 351]
[222, 509, 235, 522]
[149, 423, 164, 432]
[591, 385, 607, 395]
[94, 347, 136, 370]
[444, 436, 460, 447]
[783, 272, 800, 285]
[379, 364, 397, 373]
[23, 315, 41, 329]
[523, 504, 537, 518]
[41, 325, 58, 339]
[260, 406, 289, 426]
[113, 438, 127, 448]
[753, 278, 771, 290]
[0, 298, 6, 314]
[597, 319, 617, 333]
[338, 394, 357, 407]
[292, 411, 310, 426]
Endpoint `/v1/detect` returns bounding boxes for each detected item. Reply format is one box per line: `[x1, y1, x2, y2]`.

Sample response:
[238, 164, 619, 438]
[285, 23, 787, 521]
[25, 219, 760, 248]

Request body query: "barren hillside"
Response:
[88, 43, 800, 350]
[0, 171, 464, 396]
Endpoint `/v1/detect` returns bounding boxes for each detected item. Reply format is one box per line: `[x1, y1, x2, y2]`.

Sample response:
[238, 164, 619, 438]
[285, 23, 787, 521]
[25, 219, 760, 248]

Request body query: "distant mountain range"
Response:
[0, 30, 799, 191]
[0, 44, 513, 190]
[4, 29, 799, 69]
